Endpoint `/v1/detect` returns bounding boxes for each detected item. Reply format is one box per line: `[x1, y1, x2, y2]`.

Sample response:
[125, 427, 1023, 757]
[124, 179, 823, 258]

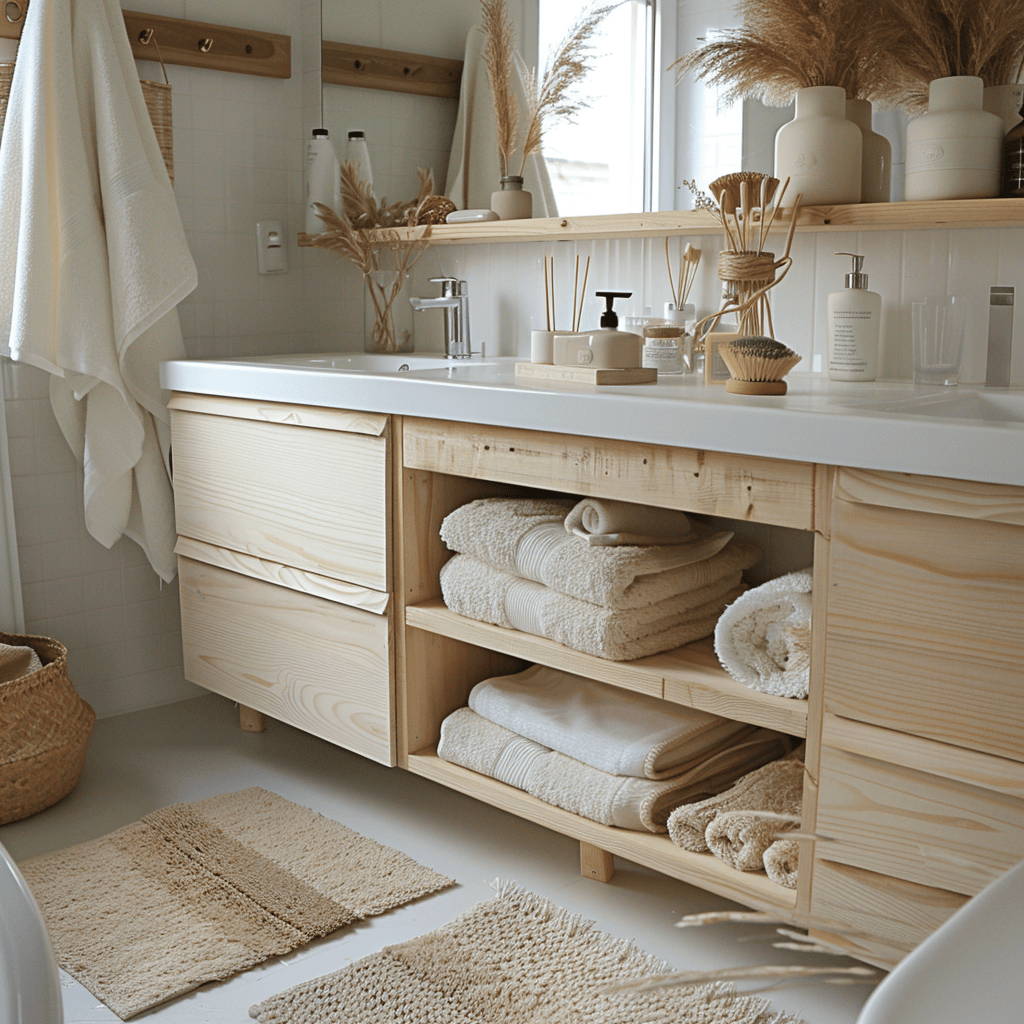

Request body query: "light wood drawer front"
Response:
[178, 557, 394, 765]
[810, 858, 967, 968]
[825, 497, 1024, 761]
[171, 410, 389, 591]
[817, 745, 1024, 897]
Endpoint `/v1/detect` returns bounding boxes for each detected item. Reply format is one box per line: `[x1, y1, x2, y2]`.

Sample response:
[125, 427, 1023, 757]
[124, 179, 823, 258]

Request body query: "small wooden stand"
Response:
[580, 842, 615, 882]
[238, 704, 266, 733]
[515, 362, 657, 386]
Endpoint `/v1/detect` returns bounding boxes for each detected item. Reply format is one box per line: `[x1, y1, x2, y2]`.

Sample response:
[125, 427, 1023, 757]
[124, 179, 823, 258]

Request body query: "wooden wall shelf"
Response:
[0, 8, 290, 80]
[322, 40, 462, 99]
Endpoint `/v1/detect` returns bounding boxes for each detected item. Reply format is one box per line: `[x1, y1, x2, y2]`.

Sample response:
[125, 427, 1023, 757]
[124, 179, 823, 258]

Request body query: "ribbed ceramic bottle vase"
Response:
[846, 98, 891, 203]
[905, 76, 1004, 200]
[490, 175, 533, 220]
[774, 86, 862, 205]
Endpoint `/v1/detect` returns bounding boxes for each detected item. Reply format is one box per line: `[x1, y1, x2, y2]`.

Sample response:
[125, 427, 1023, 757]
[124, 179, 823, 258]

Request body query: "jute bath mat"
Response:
[20, 787, 454, 1019]
[249, 881, 805, 1023]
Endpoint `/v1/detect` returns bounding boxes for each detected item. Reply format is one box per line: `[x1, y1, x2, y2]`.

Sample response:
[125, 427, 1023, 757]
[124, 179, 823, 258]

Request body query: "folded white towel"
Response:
[469, 665, 749, 779]
[440, 553, 746, 661]
[565, 497, 693, 547]
[714, 568, 814, 699]
[0, 0, 197, 583]
[438, 707, 794, 833]
[440, 498, 745, 609]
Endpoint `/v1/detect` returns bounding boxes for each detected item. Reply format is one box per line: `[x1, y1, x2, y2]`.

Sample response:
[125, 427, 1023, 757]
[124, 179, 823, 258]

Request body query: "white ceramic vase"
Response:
[983, 83, 1024, 136]
[905, 76, 1004, 201]
[846, 98, 891, 203]
[774, 85, 862, 205]
[490, 175, 533, 220]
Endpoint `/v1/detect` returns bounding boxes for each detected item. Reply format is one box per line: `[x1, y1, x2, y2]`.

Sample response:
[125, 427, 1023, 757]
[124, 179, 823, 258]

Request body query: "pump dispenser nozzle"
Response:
[836, 252, 869, 290]
[595, 291, 632, 328]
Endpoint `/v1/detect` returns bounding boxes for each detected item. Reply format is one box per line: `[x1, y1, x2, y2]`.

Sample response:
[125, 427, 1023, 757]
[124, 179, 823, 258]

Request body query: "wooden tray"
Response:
[515, 362, 657, 386]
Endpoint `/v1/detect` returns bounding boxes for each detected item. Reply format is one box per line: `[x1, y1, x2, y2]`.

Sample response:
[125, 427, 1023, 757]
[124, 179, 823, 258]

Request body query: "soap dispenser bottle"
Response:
[828, 252, 881, 381]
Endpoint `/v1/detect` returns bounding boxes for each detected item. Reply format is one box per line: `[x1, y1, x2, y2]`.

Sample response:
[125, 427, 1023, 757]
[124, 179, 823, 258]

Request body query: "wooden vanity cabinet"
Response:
[168, 394, 397, 765]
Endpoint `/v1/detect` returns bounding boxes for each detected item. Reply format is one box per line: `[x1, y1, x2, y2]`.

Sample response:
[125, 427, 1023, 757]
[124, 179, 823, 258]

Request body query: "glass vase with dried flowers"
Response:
[479, 0, 610, 219]
[306, 164, 435, 353]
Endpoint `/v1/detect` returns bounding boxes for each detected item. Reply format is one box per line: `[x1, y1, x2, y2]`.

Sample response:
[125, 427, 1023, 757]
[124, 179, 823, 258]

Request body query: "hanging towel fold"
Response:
[440, 498, 746, 609]
[666, 754, 804, 853]
[714, 568, 814, 699]
[565, 497, 693, 547]
[440, 553, 746, 661]
[0, 0, 197, 583]
[763, 838, 800, 889]
[468, 664, 748, 780]
[438, 706, 794, 833]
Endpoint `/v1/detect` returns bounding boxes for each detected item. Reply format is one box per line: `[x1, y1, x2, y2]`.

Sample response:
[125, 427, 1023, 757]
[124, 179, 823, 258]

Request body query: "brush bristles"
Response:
[722, 336, 801, 381]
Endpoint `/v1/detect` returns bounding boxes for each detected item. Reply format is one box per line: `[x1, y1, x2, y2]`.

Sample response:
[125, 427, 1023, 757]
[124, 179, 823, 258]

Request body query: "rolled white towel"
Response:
[714, 568, 813, 699]
[565, 498, 692, 547]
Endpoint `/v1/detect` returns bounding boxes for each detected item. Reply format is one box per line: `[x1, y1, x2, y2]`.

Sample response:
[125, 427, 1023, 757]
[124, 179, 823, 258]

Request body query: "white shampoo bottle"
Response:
[827, 252, 881, 381]
[305, 128, 339, 235]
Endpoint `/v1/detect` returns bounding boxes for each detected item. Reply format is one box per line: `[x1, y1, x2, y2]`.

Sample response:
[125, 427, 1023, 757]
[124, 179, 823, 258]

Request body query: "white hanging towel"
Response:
[0, 0, 197, 583]
[445, 26, 557, 215]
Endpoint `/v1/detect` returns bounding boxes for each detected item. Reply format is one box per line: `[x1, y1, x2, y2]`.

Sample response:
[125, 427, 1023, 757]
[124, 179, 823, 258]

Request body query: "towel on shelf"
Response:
[0, 0, 197, 583]
[714, 568, 814, 699]
[440, 553, 746, 661]
[440, 498, 748, 609]
[0, 643, 43, 684]
[437, 706, 795, 833]
[666, 755, 804, 853]
[705, 809, 801, 872]
[468, 664, 749, 779]
[763, 838, 800, 889]
[565, 497, 693, 547]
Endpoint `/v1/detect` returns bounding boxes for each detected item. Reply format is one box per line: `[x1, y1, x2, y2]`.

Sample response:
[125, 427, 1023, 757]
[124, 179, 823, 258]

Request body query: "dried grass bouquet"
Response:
[480, 0, 611, 178]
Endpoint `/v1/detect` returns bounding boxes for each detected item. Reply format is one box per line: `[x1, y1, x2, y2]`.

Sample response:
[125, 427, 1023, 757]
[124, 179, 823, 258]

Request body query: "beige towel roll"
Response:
[763, 838, 800, 889]
[705, 810, 800, 872]
[565, 497, 692, 546]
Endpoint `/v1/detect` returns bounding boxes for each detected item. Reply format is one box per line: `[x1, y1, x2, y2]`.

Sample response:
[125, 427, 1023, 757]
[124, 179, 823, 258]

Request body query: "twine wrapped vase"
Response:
[905, 76, 1004, 200]
[775, 86, 862, 205]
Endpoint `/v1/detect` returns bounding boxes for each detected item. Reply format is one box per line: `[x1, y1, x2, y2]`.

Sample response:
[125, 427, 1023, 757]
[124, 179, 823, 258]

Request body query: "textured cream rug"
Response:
[249, 882, 805, 1023]
[20, 787, 454, 1019]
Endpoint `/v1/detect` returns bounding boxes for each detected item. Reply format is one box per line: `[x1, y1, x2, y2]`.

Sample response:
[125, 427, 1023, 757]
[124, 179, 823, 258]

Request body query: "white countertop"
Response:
[160, 355, 1024, 488]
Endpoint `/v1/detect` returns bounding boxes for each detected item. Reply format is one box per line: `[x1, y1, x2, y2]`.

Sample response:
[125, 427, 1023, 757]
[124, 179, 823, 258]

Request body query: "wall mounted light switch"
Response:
[256, 220, 287, 275]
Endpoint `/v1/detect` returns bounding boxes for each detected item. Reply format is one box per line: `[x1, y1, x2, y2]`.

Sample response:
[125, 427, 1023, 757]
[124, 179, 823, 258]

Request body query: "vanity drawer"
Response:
[816, 743, 1024, 897]
[178, 556, 394, 765]
[824, 495, 1024, 761]
[170, 397, 390, 592]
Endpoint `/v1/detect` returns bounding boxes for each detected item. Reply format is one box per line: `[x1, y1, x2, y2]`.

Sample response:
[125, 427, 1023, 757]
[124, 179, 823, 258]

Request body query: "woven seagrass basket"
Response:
[141, 77, 174, 185]
[0, 632, 95, 825]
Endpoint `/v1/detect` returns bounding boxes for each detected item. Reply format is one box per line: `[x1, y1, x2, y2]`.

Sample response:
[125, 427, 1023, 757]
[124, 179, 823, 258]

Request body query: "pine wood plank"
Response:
[513, 362, 657, 386]
[402, 419, 816, 530]
[178, 557, 395, 765]
[321, 40, 462, 98]
[238, 705, 266, 732]
[408, 750, 797, 910]
[580, 842, 615, 882]
[168, 394, 388, 436]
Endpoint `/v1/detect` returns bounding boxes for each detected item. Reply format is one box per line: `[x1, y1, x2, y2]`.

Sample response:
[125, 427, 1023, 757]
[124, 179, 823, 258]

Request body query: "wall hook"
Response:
[4, 1, 25, 25]
[138, 27, 154, 45]
[198, 37, 213, 53]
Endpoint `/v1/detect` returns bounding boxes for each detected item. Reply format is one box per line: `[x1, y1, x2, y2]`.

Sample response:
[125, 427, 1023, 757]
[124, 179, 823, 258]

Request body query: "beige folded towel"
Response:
[440, 553, 746, 661]
[0, 642, 43, 684]
[763, 838, 800, 889]
[706, 809, 800, 872]
[469, 664, 748, 779]
[437, 706, 794, 833]
[666, 756, 804, 853]
[565, 497, 693, 546]
[440, 497, 747, 609]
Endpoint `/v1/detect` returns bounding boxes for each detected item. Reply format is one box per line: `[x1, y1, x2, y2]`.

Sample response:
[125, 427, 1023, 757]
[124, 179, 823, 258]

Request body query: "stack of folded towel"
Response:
[438, 664, 797, 833]
[439, 497, 762, 661]
[714, 568, 814, 698]
[666, 750, 805, 887]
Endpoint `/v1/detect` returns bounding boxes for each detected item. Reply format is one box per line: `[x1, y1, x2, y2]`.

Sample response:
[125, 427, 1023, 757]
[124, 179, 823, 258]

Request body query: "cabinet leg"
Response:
[238, 704, 266, 732]
[580, 841, 615, 882]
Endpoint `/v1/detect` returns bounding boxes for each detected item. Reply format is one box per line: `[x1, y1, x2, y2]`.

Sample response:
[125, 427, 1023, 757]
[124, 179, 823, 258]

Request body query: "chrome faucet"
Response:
[985, 286, 1015, 388]
[409, 277, 472, 359]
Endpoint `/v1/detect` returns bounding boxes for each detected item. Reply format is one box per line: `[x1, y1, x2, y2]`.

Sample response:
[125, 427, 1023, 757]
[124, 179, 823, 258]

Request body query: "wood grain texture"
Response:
[321, 40, 462, 97]
[580, 842, 615, 882]
[174, 537, 390, 615]
[816, 745, 1024, 897]
[169, 394, 388, 436]
[809, 858, 967, 969]
[825, 498, 1024, 761]
[178, 557, 395, 765]
[408, 750, 797, 910]
[402, 419, 816, 530]
[238, 705, 266, 733]
[513, 363, 658, 386]
[835, 468, 1024, 525]
[171, 409, 390, 591]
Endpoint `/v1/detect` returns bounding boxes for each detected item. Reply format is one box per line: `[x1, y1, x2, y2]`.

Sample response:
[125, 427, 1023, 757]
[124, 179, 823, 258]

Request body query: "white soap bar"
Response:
[446, 209, 500, 223]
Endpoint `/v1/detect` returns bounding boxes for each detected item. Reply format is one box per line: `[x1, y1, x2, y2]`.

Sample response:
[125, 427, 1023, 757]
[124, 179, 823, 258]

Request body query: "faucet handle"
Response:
[429, 276, 458, 296]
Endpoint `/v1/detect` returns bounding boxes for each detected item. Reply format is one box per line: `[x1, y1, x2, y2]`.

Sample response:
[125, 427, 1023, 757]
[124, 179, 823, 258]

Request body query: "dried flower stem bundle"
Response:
[480, 0, 519, 178]
[604, 964, 878, 996]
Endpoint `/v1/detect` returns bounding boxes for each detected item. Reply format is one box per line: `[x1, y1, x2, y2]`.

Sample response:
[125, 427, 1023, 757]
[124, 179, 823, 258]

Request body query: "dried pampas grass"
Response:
[481, 0, 519, 178]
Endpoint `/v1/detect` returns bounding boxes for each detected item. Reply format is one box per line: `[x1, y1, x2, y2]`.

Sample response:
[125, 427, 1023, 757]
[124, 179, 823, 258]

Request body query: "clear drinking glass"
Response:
[912, 295, 967, 385]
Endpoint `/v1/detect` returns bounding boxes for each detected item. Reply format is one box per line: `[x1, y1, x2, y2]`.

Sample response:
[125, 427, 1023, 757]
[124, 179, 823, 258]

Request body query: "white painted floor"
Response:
[0, 694, 878, 1023]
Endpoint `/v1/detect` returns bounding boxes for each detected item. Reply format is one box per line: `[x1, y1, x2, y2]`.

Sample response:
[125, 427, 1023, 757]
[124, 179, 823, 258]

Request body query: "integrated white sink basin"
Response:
[852, 390, 1024, 424]
[235, 353, 486, 374]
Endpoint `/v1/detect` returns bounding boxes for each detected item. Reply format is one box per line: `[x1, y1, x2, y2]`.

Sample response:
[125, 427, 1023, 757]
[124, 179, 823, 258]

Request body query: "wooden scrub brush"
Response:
[720, 336, 801, 395]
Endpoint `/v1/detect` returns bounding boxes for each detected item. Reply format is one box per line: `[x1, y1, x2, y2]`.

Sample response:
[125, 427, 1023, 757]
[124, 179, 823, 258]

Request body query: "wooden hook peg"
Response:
[5, 1, 25, 24]
[198, 37, 213, 53]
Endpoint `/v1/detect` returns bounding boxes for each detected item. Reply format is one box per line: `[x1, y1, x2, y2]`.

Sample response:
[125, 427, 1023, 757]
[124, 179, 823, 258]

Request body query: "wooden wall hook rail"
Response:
[0, 8, 291, 80]
[322, 40, 462, 99]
